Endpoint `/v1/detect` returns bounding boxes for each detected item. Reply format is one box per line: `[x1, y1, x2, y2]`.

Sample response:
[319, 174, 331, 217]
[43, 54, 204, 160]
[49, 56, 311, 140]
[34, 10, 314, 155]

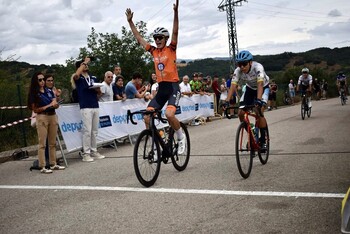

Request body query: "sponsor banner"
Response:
[56, 94, 214, 152]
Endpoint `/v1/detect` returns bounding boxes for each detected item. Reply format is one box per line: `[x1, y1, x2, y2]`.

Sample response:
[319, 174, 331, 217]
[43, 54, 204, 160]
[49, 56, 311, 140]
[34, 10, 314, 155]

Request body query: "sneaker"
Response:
[82, 154, 94, 162]
[260, 143, 267, 153]
[50, 164, 65, 170]
[177, 134, 187, 155]
[40, 168, 53, 174]
[91, 152, 105, 159]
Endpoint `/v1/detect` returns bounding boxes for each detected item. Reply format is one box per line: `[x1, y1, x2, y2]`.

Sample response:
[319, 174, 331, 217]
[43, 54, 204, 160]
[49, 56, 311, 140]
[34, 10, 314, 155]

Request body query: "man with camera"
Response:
[71, 56, 105, 162]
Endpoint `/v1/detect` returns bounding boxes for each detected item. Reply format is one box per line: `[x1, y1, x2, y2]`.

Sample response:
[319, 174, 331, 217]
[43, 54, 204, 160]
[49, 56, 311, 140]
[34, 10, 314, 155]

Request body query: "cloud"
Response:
[328, 9, 342, 17]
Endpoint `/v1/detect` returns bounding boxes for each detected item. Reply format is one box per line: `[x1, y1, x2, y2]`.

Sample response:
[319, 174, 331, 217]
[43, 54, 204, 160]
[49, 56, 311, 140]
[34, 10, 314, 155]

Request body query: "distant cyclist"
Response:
[226, 50, 270, 148]
[336, 71, 348, 98]
[125, 0, 186, 154]
[296, 68, 313, 106]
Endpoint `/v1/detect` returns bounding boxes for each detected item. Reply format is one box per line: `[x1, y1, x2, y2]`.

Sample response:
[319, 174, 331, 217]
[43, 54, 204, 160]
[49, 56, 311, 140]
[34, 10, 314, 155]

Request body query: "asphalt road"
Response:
[0, 97, 349, 234]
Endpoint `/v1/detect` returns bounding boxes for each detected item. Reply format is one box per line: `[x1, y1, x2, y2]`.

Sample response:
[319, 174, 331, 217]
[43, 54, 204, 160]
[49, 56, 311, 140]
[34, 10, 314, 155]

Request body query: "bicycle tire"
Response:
[170, 122, 191, 171]
[133, 129, 161, 187]
[258, 126, 269, 165]
[224, 107, 232, 119]
[307, 106, 311, 118]
[301, 97, 306, 120]
[341, 93, 346, 105]
[235, 121, 253, 179]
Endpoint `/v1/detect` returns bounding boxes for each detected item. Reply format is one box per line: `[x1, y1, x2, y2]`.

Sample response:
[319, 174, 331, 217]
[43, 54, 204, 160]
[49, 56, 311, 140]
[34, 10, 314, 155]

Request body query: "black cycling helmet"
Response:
[236, 50, 253, 62]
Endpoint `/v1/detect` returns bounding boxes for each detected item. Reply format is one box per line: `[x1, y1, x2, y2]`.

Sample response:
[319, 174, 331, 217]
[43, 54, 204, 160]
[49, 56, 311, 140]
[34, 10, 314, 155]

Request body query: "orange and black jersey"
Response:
[146, 41, 179, 83]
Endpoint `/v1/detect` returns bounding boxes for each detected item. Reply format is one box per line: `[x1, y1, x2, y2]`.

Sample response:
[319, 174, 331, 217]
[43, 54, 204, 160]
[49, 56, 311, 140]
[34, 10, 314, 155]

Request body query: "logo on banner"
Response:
[99, 115, 112, 128]
[210, 102, 214, 109]
[195, 103, 199, 111]
[175, 106, 182, 115]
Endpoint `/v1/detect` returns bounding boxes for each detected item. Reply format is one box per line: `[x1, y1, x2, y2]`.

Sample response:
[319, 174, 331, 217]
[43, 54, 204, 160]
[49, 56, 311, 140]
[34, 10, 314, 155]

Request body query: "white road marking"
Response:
[0, 185, 345, 198]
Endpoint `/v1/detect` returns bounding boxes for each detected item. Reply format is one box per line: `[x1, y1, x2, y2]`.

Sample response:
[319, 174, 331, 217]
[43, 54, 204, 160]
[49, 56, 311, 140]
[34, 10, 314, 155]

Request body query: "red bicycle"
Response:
[232, 105, 270, 178]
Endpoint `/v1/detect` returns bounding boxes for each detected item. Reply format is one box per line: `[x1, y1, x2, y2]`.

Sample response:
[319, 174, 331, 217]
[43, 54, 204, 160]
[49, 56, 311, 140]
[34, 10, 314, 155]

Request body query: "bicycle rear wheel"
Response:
[133, 130, 161, 187]
[170, 122, 190, 171]
[258, 126, 270, 165]
[235, 121, 253, 179]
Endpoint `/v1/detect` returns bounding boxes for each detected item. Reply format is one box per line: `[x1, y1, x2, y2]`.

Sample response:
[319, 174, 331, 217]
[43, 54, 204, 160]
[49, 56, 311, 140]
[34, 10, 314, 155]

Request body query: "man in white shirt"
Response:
[99, 71, 114, 102]
[179, 75, 193, 96]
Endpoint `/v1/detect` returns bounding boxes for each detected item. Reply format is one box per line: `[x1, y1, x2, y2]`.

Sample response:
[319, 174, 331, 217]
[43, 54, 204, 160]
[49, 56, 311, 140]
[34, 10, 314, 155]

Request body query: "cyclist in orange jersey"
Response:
[125, 0, 186, 154]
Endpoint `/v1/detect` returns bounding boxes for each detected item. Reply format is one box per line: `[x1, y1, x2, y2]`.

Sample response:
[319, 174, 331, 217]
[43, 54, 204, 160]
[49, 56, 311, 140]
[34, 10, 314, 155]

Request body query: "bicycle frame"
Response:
[241, 107, 260, 151]
[127, 109, 173, 160]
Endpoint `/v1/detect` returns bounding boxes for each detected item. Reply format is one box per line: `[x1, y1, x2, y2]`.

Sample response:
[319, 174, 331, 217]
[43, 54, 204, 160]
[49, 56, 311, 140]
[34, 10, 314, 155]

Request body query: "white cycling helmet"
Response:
[301, 67, 309, 73]
[152, 27, 170, 37]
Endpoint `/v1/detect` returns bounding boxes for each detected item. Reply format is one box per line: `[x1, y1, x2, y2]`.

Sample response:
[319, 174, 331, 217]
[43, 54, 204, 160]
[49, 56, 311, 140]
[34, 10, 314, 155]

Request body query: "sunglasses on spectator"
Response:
[107, 76, 113, 78]
[153, 35, 165, 41]
[46, 79, 54, 82]
[237, 61, 249, 67]
[38, 78, 45, 82]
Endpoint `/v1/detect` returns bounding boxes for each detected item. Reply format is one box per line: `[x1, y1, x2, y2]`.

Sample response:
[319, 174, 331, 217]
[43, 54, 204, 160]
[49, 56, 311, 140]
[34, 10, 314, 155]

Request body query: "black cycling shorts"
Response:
[148, 82, 181, 110]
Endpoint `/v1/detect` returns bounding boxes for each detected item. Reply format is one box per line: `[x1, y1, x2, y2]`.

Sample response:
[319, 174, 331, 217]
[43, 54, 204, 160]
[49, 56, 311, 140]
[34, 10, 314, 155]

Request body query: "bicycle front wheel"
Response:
[133, 130, 161, 187]
[235, 121, 253, 179]
[170, 122, 190, 171]
[301, 99, 306, 120]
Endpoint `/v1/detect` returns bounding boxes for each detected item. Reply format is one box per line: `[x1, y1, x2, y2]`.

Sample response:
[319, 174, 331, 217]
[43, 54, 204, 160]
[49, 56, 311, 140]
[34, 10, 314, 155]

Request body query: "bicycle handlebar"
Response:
[127, 109, 168, 125]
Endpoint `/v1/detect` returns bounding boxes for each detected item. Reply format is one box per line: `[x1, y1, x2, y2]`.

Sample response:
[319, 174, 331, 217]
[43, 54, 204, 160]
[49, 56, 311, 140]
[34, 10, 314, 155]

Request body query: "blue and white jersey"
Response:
[298, 74, 313, 86]
[231, 61, 269, 90]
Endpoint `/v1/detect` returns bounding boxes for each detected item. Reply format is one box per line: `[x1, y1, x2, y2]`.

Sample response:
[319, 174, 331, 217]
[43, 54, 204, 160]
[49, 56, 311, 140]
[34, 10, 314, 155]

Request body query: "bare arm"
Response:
[126, 8, 148, 49]
[171, 0, 179, 44]
[257, 81, 263, 100]
[73, 57, 91, 80]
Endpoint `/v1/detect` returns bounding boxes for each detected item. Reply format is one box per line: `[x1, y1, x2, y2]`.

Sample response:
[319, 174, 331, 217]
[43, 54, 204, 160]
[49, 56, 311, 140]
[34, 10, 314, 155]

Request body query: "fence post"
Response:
[17, 82, 27, 147]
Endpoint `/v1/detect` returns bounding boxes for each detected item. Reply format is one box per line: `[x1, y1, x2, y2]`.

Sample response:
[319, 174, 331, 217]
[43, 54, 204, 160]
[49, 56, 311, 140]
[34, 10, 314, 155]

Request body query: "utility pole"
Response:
[218, 0, 247, 73]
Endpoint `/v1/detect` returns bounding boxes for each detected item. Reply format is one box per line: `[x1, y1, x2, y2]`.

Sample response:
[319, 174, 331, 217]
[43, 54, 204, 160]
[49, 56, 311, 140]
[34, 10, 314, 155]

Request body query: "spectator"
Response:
[226, 75, 238, 117]
[71, 57, 105, 162]
[112, 75, 126, 101]
[201, 76, 213, 95]
[27, 72, 65, 173]
[179, 75, 193, 96]
[44, 75, 62, 168]
[189, 73, 201, 94]
[211, 75, 221, 112]
[125, 72, 150, 99]
[219, 78, 228, 115]
[99, 71, 114, 102]
[268, 80, 278, 110]
[321, 79, 328, 100]
[288, 79, 295, 105]
[112, 65, 122, 83]
[150, 73, 159, 98]
[313, 78, 321, 100]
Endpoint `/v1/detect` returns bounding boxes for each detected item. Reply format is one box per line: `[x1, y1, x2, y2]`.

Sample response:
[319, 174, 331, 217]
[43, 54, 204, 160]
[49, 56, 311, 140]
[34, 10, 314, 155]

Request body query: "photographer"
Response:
[71, 57, 105, 162]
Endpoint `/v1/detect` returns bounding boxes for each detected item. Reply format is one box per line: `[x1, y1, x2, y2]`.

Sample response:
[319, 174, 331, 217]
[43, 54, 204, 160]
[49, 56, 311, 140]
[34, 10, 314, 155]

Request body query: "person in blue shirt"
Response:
[112, 75, 126, 101]
[71, 57, 105, 162]
[125, 72, 150, 99]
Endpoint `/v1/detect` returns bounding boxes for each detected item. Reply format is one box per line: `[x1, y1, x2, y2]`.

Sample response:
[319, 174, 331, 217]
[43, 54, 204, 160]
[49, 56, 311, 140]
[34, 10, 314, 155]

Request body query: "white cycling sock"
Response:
[176, 129, 184, 140]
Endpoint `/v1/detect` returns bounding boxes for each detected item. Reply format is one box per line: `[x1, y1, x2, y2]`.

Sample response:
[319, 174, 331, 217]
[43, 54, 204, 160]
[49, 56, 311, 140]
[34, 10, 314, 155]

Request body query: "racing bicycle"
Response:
[127, 109, 190, 187]
[225, 105, 270, 178]
[340, 87, 347, 105]
[300, 91, 312, 120]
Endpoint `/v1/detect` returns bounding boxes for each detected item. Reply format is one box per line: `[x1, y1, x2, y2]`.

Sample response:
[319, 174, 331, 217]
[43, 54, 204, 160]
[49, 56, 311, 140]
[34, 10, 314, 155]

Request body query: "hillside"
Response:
[177, 47, 350, 78]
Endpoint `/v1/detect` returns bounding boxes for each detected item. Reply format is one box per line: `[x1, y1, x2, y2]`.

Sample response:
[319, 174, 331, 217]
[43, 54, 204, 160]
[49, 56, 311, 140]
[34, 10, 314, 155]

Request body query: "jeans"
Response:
[80, 108, 99, 154]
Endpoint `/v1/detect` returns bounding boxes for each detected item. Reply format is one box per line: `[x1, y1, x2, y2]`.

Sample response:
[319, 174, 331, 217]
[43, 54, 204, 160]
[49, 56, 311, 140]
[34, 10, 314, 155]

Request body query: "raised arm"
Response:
[171, 0, 179, 44]
[126, 8, 148, 49]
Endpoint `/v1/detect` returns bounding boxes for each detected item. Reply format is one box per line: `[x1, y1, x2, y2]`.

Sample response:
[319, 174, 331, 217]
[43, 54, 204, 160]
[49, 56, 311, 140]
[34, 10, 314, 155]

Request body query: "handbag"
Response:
[31, 111, 37, 127]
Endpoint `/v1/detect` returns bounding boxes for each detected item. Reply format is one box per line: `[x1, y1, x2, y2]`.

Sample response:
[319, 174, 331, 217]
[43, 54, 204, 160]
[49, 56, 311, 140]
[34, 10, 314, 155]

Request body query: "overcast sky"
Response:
[1, 0, 349, 65]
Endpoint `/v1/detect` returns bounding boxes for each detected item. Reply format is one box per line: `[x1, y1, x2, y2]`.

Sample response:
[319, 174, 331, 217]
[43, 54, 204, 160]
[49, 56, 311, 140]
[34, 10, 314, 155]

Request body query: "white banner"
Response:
[56, 94, 214, 152]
